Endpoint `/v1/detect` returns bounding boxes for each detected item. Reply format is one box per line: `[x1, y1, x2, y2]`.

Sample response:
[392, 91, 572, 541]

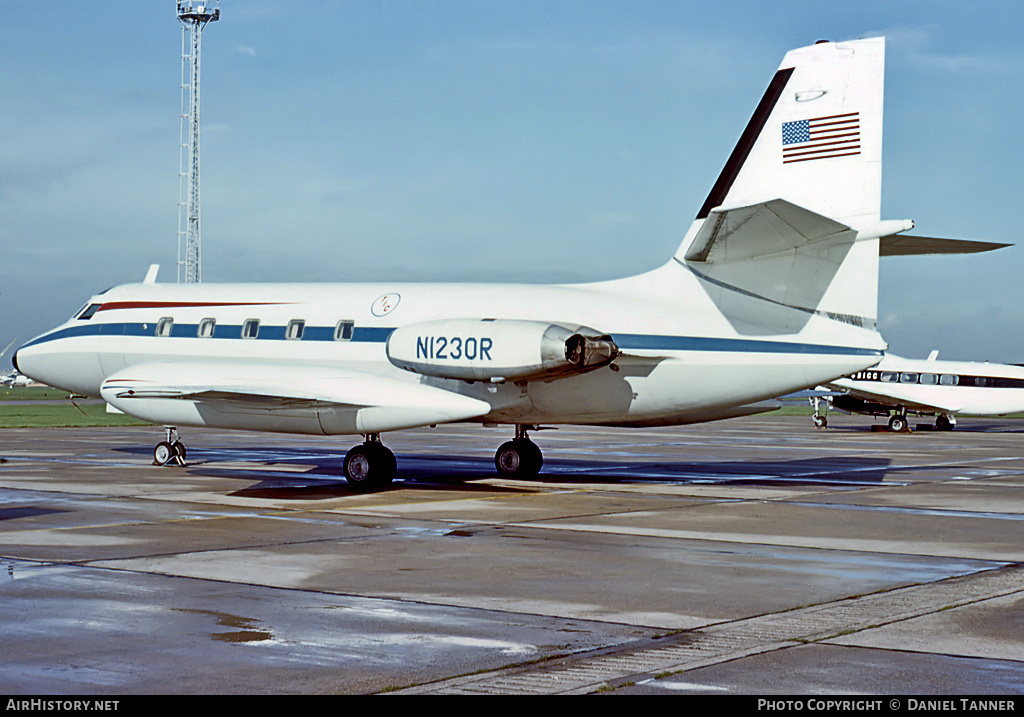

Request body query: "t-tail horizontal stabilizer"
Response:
[684, 199, 913, 264]
[879, 235, 1010, 256]
[675, 38, 899, 335]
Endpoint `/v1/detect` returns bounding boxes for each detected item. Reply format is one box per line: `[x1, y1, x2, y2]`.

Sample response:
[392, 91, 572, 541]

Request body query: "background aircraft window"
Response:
[198, 318, 216, 338]
[242, 319, 260, 339]
[939, 375, 959, 386]
[920, 373, 938, 385]
[156, 317, 173, 337]
[880, 372, 898, 382]
[286, 320, 305, 340]
[76, 304, 101, 320]
[975, 377, 988, 387]
[335, 320, 354, 341]
[899, 373, 918, 383]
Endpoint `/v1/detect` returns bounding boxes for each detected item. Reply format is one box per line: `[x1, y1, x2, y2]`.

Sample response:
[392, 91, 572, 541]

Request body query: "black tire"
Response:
[494, 439, 543, 478]
[813, 415, 827, 429]
[154, 441, 173, 465]
[343, 443, 396, 491]
[172, 441, 187, 464]
[373, 443, 397, 486]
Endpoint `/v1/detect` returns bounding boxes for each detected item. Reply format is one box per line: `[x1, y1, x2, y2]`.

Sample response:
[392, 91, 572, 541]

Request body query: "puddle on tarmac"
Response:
[176, 608, 273, 644]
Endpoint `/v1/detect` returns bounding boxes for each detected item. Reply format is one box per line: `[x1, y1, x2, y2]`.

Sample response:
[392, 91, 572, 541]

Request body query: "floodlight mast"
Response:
[177, 1, 219, 284]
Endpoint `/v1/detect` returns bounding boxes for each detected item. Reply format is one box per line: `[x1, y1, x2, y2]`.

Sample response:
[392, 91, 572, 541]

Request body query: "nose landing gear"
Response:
[153, 427, 187, 466]
[810, 394, 829, 429]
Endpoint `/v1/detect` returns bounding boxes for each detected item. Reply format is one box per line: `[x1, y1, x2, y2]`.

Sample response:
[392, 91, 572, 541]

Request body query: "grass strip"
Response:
[0, 401, 150, 428]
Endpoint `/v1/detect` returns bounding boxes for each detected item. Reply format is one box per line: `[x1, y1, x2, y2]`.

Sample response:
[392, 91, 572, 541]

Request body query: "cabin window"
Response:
[940, 374, 959, 386]
[334, 320, 354, 341]
[156, 317, 174, 337]
[242, 319, 260, 339]
[974, 376, 988, 387]
[919, 373, 938, 385]
[198, 318, 216, 338]
[899, 373, 918, 383]
[880, 372, 898, 383]
[286, 320, 305, 340]
[76, 304, 102, 321]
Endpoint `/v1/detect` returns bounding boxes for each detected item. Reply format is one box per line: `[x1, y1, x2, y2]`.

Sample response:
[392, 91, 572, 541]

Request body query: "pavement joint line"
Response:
[390, 565, 1024, 695]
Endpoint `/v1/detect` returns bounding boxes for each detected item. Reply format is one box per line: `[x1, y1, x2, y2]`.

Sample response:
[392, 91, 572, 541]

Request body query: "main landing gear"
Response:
[341, 425, 545, 491]
[343, 434, 396, 491]
[890, 413, 955, 431]
[887, 413, 909, 433]
[153, 427, 187, 466]
[494, 424, 543, 479]
[935, 414, 956, 431]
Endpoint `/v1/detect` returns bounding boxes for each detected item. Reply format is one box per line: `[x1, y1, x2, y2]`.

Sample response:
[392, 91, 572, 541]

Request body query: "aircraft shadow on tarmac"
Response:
[0, 506, 71, 522]
[114, 445, 895, 499]
[828, 419, 1024, 433]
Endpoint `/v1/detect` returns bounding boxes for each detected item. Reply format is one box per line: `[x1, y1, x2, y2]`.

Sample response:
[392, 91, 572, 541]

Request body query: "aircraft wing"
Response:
[780, 386, 846, 399]
[827, 379, 963, 414]
[100, 362, 492, 435]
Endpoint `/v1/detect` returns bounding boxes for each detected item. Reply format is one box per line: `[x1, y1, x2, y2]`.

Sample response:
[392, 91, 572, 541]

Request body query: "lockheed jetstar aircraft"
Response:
[812, 352, 1024, 432]
[18, 37, 968, 489]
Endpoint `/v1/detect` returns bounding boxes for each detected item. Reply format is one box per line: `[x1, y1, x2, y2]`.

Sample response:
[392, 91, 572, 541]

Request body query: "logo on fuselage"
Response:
[371, 293, 400, 317]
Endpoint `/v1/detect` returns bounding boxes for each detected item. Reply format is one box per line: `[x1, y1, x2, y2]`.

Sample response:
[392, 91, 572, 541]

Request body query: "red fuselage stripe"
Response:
[97, 301, 292, 312]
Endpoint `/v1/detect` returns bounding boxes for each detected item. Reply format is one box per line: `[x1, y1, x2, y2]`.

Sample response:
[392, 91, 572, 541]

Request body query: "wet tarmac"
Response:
[0, 415, 1022, 694]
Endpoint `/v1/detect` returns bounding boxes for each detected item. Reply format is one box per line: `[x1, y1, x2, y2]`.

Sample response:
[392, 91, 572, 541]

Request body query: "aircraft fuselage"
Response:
[17, 262, 884, 434]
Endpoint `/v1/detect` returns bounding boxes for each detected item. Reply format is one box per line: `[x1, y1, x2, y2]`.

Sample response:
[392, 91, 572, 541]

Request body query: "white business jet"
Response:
[17, 37, 967, 489]
[813, 352, 1024, 431]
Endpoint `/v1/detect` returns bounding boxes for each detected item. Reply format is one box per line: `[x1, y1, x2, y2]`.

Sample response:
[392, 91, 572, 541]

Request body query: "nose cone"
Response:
[13, 340, 50, 390]
[11, 340, 42, 385]
[10, 334, 103, 397]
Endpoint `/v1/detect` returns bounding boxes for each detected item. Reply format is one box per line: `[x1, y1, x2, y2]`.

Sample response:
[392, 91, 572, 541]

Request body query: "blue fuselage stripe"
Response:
[613, 333, 881, 356]
[19, 322, 882, 358]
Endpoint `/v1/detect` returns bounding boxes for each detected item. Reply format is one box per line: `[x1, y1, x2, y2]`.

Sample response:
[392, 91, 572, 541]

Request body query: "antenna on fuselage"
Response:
[176, 0, 220, 283]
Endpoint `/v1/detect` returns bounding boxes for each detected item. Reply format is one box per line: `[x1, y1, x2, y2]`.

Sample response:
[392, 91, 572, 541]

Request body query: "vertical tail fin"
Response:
[696, 38, 884, 227]
[677, 38, 903, 334]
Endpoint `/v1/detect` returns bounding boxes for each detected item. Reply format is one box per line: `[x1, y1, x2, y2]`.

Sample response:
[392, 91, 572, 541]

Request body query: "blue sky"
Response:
[3, 1, 1023, 362]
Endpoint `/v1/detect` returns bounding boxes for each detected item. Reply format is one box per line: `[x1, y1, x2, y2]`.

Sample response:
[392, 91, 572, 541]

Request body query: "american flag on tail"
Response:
[781, 112, 860, 163]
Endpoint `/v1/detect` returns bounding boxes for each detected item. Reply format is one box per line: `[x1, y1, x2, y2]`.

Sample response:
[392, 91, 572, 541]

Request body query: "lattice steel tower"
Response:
[177, 1, 219, 283]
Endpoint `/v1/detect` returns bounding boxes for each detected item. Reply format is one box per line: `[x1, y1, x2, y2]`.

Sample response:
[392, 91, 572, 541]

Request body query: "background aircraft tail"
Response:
[676, 38, 901, 336]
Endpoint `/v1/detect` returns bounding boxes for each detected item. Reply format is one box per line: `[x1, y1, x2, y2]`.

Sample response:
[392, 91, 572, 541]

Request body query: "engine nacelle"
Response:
[386, 319, 619, 382]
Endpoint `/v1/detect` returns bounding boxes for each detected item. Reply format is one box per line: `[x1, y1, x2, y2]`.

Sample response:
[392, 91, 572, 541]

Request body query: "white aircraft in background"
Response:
[1, 373, 33, 388]
[15, 37, 989, 489]
[1, 339, 32, 387]
[811, 352, 1024, 432]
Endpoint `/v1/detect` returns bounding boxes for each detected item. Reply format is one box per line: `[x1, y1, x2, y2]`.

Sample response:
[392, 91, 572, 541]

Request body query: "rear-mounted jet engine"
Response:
[386, 319, 620, 383]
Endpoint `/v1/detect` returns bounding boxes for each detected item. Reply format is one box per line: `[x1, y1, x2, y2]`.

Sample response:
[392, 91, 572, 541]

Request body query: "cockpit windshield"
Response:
[75, 303, 102, 321]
